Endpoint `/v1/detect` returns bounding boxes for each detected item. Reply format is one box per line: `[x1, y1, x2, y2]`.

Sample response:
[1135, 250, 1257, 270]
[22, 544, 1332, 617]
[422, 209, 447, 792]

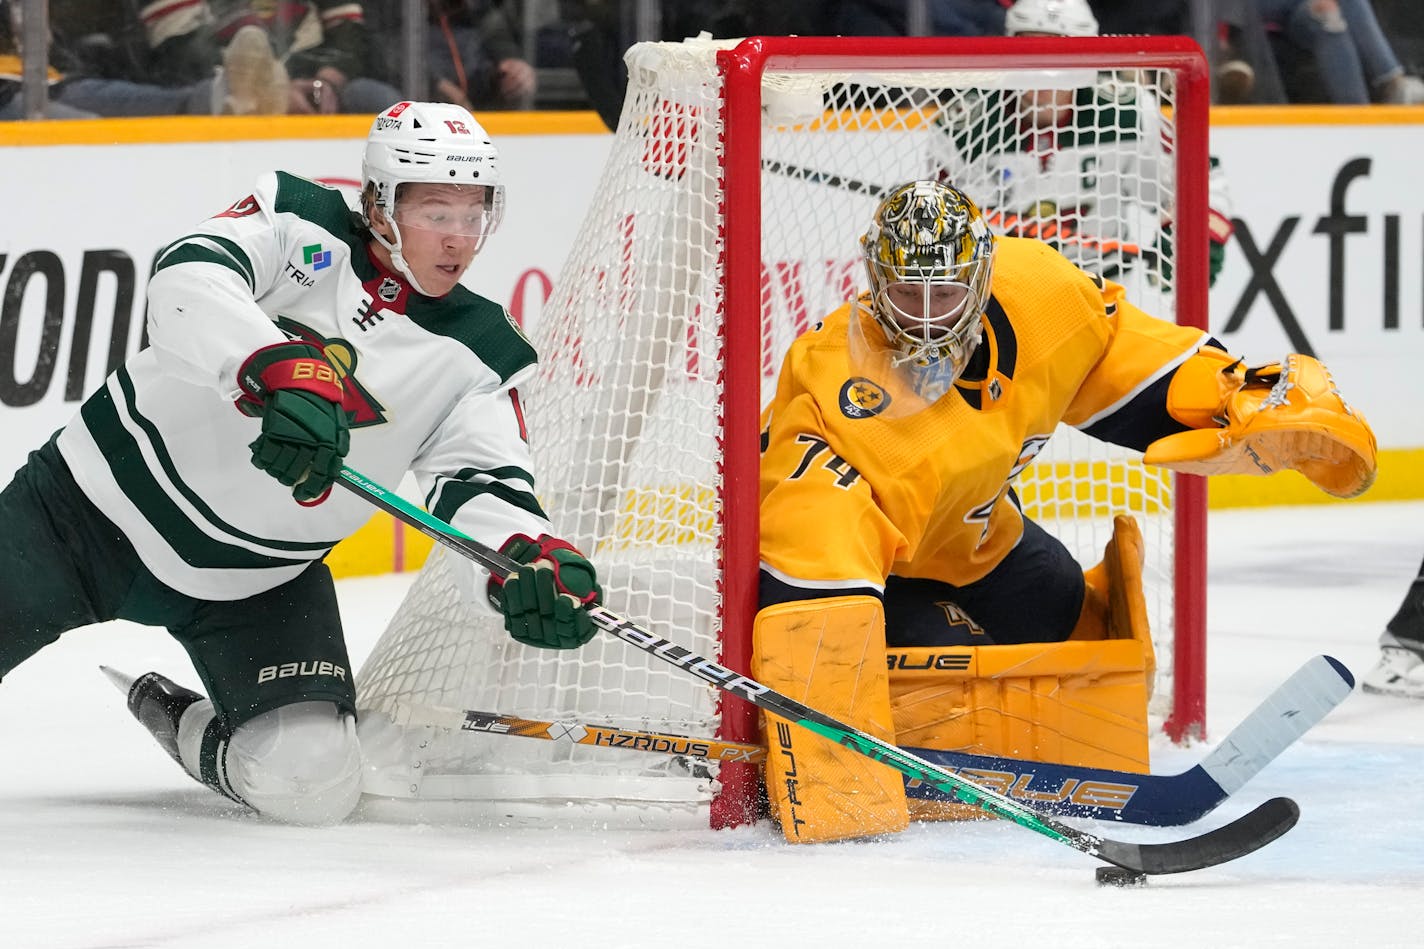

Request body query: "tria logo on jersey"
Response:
[303, 244, 332, 271]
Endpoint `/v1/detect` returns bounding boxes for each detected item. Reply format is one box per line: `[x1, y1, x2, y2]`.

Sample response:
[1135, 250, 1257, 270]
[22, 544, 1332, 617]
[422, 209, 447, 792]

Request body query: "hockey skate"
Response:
[1361, 634, 1424, 699]
[101, 667, 204, 765]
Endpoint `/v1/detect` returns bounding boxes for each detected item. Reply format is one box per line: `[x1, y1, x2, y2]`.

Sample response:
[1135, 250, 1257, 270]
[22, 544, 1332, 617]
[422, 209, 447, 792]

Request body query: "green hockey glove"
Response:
[237, 342, 349, 503]
[489, 533, 603, 649]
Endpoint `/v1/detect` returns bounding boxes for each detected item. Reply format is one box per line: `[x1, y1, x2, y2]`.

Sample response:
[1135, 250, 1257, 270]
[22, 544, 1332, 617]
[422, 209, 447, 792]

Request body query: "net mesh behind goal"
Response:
[356, 35, 1210, 827]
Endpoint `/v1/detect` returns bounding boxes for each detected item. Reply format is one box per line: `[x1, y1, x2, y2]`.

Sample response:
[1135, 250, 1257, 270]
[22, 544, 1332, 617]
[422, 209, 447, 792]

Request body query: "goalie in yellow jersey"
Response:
[755, 179, 1377, 844]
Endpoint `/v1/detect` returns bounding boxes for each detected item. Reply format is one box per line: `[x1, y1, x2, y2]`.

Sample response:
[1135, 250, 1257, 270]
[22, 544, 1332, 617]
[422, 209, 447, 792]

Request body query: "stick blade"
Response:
[1096, 797, 1301, 875]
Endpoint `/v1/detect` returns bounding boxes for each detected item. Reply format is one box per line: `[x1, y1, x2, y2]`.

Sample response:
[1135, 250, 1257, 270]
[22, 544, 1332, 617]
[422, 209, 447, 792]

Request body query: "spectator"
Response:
[1, 1, 90, 118]
[828, 0, 1009, 36]
[2, 1, 287, 119]
[1252, 0, 1424, 103]
[658, 1, 821, 41]
[1087, 0, 1186, 35]
[427, 1, 537, 110]
[365, 1, 536, 111]
[202, 1, 403, 113]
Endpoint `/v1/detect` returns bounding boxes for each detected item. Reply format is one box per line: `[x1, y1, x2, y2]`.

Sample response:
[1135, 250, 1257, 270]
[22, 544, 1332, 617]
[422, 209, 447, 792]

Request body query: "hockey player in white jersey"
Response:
[0, 101, 601, 824]
[925, 0, 1234, 293]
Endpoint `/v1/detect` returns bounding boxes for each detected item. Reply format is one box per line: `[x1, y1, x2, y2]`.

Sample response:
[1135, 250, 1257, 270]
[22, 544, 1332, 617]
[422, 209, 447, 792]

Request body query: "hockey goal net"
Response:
[357, 35, 1210, 827]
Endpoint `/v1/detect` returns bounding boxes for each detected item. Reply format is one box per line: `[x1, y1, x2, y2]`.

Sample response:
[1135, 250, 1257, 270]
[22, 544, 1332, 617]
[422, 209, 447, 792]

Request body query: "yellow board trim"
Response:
[0, 111, 610, 147]
[1210, 104, 1424, 126]
[1209, 445, 1424, 508]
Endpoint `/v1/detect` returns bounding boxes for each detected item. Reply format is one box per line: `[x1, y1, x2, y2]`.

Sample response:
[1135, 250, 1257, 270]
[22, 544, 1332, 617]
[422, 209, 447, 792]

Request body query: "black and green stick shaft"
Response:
[337, 465, 1298, 875]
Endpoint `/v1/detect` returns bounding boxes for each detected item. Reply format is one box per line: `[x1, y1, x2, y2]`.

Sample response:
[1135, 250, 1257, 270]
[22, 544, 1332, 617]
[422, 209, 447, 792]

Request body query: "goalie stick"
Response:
[387, 652, 1351, 827]
[338, 465, 1300, 875]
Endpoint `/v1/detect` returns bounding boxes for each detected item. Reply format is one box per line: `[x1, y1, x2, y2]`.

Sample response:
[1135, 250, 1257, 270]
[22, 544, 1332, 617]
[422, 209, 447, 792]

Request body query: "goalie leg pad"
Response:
[752, 595, 909, 843]
[1147, 350, 1377, 498]
[895, 516, 1154, 822]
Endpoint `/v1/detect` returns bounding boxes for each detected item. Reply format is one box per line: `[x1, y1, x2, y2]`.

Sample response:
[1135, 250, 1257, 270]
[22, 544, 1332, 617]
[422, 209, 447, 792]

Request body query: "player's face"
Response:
[884, 281, 970, 340]
[1021, 87, 1075, 129]
[1012, 34, 1078, 129]
[390, 183, 490, 296]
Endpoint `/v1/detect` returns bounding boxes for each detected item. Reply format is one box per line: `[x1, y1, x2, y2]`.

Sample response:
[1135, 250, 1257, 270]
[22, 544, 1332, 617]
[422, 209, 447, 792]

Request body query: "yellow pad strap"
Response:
[1158, 345, 1248, 430]
[1147, 352, 1378, 498]
[1103, 515, 1155, 695]
[1069, 515, 1154, 691]
[752, 595, 908, 843]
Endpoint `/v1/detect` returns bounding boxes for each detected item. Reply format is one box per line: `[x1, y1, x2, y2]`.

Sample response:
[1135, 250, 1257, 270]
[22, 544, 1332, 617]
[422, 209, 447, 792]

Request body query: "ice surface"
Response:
[2, 502, 1420, 947]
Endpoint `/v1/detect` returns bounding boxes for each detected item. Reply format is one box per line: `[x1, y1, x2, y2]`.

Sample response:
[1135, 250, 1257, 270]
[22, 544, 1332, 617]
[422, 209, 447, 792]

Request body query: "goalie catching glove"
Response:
[489, 533, 603, 649]
[236, 342, 350, 503]
[1145, 348, 1377, 499]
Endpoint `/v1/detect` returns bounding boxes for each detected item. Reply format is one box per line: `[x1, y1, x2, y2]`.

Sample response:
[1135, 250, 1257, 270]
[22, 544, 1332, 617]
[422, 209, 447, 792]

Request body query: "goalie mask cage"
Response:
[356, 35, 1210, 829]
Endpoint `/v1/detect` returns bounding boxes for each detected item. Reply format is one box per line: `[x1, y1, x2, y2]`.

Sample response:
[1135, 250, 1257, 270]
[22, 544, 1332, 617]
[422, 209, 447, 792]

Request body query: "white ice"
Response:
[3, 502, 1421, 948]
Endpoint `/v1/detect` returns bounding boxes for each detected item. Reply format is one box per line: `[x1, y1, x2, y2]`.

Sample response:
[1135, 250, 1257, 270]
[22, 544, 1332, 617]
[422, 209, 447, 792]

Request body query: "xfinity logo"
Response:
[1224, 156, 1411, 356]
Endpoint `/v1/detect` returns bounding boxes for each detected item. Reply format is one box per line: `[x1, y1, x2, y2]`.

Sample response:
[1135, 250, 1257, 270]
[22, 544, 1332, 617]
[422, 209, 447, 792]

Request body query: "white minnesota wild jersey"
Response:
[58, 171, 553, 601]
[925, 76, 1169, 274]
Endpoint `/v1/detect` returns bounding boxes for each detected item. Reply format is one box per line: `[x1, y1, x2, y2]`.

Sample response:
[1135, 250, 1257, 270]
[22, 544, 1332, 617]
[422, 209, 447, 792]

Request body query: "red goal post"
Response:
[716, 34, 1212, 764]
[355, 34, 1211, 830]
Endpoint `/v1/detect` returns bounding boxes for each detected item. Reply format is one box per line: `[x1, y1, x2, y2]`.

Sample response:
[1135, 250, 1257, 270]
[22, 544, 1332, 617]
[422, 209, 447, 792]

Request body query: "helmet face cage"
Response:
[861, 181, 996, 379]
[361, 101, 506, 247]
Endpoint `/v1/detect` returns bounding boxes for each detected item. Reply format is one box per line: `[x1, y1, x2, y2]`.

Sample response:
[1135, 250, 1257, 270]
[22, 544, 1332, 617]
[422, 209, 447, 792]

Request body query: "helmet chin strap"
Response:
[371, 217, 438, 297]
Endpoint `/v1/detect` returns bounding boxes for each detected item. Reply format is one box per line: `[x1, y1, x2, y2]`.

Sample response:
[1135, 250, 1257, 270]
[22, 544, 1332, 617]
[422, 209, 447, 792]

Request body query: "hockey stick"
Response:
[337, 465, 1299, 875]
[385, 652, 1352, 827]
[908, 653, 1352, 825]
[392, 703, 768, 763]
[761, 158, 1158, 265]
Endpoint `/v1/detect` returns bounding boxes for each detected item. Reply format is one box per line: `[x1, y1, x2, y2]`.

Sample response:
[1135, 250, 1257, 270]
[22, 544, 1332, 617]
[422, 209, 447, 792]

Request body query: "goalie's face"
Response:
[862, 180, 995, 383]
[882, 280, 973, 342]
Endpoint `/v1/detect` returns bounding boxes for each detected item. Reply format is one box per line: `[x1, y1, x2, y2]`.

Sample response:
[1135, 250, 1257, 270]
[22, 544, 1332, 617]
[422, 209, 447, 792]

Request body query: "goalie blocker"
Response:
[755, 515, 1155, 843]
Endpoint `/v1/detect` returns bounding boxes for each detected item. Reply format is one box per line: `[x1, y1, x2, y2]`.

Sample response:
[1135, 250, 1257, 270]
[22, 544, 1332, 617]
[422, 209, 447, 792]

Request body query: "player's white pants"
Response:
[176, 699, 363, 825]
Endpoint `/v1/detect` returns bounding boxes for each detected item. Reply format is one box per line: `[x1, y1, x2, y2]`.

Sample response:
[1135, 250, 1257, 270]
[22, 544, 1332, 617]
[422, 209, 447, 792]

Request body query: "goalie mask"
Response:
[855, 180, 996, 408]
[361, 101, 505, 295]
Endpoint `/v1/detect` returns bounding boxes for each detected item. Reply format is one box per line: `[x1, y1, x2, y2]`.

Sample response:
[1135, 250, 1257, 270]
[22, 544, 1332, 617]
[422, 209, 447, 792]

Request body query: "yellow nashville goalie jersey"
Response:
[759, 236, 1209, 593]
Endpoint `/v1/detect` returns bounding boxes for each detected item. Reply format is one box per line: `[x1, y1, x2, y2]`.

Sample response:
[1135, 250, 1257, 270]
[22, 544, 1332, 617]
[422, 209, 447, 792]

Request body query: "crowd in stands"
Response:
[3, 0, 1423, 120]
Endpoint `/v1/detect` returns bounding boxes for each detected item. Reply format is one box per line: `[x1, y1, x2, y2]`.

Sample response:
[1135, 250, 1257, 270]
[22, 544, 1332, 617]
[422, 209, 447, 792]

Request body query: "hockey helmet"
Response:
[361, 101, 505, 290]
[860, 180, 996, 392]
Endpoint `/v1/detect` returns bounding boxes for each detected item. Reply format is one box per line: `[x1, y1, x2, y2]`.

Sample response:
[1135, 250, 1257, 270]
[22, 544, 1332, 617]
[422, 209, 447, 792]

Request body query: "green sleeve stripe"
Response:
[152, 235, 256, 290]
[404, 291, 537, 384]
[114, 369, 338, 553]
[429, 474, 546, 525]
[78, 373, 337, 568]
[424, 466, 537, 508]
[450, 465, 536, 487]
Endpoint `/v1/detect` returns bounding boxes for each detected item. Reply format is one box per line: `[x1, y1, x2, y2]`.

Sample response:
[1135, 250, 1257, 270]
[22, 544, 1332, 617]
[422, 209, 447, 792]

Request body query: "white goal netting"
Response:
[357, 35, 1209, 826]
